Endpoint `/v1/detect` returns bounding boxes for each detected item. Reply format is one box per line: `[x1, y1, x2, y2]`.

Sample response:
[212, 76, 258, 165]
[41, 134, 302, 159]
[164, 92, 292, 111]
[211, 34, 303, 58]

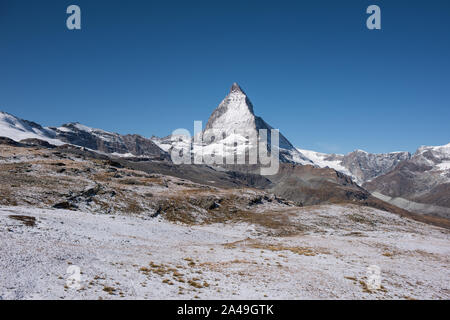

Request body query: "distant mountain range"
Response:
[297, 148, 412, 185]
[364, 143, 450, 219]
[0, 111, 168, 160]
[1, 83, 449, 219]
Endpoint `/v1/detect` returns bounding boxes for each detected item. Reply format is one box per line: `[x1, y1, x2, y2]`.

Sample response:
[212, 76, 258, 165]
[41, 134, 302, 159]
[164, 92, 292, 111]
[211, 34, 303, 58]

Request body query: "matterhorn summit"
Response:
[204, 82, 256, 133]
[200, 83, 311, 165]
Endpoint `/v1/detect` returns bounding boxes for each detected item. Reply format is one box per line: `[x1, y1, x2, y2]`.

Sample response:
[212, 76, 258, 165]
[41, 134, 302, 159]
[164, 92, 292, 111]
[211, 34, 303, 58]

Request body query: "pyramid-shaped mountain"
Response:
[201, 83, 311, 165]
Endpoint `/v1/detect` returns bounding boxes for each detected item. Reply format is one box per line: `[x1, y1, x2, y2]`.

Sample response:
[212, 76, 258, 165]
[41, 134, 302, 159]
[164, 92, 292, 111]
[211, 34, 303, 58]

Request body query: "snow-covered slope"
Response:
[0, 111, 63, 145]
[297, 148, 353, 177]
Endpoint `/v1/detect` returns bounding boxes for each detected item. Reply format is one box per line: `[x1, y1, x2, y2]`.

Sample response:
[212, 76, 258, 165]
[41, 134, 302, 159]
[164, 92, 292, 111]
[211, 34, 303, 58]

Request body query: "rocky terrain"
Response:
[0, 142, 286, 221]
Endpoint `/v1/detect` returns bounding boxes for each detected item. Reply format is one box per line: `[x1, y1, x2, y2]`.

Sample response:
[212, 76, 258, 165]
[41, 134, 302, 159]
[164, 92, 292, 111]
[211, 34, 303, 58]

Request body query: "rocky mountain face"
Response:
[364, 143, 450, 219]
[0, 111, 168, 159]
[340, 150, 411, 183]
[298, 148, 411, 185]
[50, 123, 169, 159]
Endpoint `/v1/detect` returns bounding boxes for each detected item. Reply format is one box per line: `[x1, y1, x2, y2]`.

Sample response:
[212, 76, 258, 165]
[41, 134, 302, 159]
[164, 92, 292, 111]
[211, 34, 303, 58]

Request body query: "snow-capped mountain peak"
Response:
[413, 143, 450, 171]
[201, 83, 311, 165]
[230, 82, 246, 94]
[416, 142, 450, 157]
[205, 82, 255, 132]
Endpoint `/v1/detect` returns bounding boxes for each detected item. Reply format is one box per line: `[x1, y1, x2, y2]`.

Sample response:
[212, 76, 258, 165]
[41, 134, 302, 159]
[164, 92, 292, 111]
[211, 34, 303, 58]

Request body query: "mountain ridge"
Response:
[0, 111, 169, 159]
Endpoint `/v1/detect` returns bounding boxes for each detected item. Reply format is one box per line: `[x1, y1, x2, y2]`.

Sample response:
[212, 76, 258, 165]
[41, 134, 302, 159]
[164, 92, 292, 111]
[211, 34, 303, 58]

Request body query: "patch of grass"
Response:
[347, 213, 375, 226]
[230, 259, 248, 264]
[139, 267, 151, 275]
[188, 280, 204, 289]
[103, 286, 116, 295]
[8, 215, 36, 227]
[173, 271, 184, 277]
[162, 279, 174, 285]
[343, 231, 366, 237]
[249, 243, 319, 256]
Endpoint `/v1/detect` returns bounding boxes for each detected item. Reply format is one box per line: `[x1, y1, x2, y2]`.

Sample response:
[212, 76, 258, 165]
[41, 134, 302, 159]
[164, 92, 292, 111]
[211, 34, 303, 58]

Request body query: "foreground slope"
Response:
[1, 204, 448, 299]
[0, 137, 449, 299]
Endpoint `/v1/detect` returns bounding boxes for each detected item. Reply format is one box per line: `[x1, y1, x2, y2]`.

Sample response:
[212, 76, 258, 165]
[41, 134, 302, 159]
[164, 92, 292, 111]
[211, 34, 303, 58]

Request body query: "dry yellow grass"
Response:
[102, 286, 116, 294]
[249, 242, 319, 256]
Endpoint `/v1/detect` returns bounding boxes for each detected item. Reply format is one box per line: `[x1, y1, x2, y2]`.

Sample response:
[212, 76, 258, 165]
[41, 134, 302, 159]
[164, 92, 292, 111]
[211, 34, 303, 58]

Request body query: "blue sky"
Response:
[0, 0, 449, 154]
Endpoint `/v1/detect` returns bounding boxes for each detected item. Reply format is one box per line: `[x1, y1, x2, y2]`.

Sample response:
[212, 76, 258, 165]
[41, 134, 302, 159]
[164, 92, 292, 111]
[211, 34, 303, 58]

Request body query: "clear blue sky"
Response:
[0, 0, 449, 154]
